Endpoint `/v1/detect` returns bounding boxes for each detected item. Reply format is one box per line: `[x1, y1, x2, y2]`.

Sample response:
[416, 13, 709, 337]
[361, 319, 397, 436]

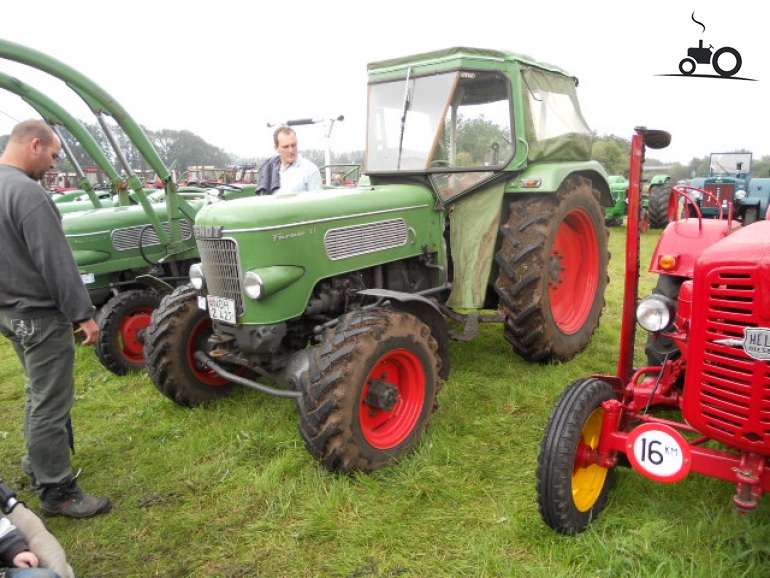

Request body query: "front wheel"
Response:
[537, 378, 617, 534]
[144, 284, 235, 407]
[493, 176, 609, 362]
[95, 289, 161, 374]
[298, 308, 442, 473]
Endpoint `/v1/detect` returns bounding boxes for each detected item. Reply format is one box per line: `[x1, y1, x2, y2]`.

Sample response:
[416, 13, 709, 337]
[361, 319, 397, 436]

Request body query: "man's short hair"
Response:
[11, 119, 56, 147]
[273, 125, 296, 146]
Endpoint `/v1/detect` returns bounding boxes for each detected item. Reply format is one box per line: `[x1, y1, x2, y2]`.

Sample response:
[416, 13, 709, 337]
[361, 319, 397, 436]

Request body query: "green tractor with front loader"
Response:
[0, 40, 256, 375]
[142, 47, 614, 473]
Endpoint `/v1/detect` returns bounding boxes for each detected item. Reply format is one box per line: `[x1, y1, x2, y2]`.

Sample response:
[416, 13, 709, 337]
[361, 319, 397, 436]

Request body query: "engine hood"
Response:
[194, 185, 435, 232]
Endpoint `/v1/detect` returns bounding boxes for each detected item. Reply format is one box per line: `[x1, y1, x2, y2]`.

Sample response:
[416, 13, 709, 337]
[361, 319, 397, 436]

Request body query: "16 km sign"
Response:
[626, 423, 693, 483]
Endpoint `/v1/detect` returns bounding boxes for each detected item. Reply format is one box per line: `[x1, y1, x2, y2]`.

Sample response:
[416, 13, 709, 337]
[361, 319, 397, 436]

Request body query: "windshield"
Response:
[366, 71, 513, 172]
[710, 152, 752, 175]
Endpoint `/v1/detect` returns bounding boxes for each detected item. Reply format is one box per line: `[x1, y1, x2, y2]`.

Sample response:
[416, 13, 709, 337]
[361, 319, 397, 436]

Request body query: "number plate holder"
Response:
[206, 295, 237, 324]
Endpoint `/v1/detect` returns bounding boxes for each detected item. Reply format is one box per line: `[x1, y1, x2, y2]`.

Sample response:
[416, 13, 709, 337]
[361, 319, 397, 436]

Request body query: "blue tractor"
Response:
[686, 152, 770, 225]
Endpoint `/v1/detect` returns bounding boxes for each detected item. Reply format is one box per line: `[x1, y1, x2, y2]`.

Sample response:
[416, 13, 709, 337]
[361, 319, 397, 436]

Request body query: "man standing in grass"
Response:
[0, 120, 111, 519]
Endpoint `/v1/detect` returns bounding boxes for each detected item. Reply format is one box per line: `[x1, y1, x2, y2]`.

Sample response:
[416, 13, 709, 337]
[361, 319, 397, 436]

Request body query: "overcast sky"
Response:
[0, 0, 766, 165]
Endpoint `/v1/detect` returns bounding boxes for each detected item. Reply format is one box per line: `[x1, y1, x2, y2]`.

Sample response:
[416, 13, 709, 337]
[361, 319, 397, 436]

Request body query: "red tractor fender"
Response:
[650, 218, 740, 278]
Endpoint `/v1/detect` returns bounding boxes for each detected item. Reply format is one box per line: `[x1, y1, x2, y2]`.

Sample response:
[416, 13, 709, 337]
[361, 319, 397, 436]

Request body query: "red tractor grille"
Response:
[683, 266, 770, 453]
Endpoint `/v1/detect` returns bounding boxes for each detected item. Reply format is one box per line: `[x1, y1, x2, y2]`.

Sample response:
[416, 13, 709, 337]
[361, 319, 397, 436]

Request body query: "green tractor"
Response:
[143, 47, 613, 473]
[0, 40, 256, 376]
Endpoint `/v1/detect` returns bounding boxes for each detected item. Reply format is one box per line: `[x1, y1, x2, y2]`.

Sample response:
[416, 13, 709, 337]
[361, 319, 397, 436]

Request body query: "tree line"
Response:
[591, 133, 770, 180]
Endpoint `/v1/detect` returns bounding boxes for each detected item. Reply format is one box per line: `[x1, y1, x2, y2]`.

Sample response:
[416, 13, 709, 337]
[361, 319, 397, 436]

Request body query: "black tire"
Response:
[144, 284, 235, 407]
[742, 206, 759, 226]
[537, 377, 617, 534]
[298, 308, 441, 473]
[648, 182, 673, 229]
[493, 176, 609, 362]
[644, 274, 685, 366]
[95, 289, 162, 375]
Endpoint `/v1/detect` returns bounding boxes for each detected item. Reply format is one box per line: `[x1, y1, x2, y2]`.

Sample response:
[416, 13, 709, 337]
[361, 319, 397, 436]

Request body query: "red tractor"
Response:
[537, 126, 770, 534]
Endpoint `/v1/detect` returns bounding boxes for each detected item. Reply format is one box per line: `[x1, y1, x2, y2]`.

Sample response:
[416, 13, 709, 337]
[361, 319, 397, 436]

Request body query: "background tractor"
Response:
[0, 40, 258, 376]
[144, 47, 614, 474]
[537, 127, 770, 535]
[683, 152, 770, 225]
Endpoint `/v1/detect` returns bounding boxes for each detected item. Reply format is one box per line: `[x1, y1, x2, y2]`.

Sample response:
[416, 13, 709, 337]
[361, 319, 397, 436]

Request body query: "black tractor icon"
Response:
[679, 40, 742, 77]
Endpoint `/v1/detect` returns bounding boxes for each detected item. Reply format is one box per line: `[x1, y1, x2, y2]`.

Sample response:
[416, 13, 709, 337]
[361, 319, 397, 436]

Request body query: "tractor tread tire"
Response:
[298, 308, 442, 473]
[94, 289, 161, 375]
[493, 176, 609, 362]
[648, 183, 673, 229]
[144, 284, 234, 407]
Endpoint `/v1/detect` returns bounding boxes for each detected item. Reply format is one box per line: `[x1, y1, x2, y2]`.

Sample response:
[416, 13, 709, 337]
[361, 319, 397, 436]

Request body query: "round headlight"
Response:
[689, 190, 703, 201]
[189, 263, 205, 290]
[243, 271, 265, 300]
[636, 295, 676, 332]
[734, 189, 747, 201]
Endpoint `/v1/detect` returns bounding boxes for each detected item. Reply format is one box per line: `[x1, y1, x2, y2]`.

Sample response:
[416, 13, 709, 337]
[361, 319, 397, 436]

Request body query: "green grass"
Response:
[2, 225, 770, 577]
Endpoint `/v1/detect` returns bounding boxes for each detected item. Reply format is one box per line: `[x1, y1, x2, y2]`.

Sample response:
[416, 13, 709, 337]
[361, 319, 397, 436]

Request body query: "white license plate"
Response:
[206, 295, 236, 324]
[81, 273, 95, 284]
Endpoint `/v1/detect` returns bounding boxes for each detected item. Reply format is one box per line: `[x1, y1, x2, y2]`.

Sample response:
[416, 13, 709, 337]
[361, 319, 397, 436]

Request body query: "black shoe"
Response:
[40, 478, 112, 519]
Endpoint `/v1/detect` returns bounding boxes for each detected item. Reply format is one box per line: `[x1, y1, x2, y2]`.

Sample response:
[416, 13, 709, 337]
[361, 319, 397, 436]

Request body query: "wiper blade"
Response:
[396, 67, 412, 170]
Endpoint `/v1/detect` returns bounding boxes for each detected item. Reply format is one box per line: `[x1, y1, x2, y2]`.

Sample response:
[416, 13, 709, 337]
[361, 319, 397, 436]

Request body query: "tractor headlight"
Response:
[734, 189, 747, 201]
[243, 271, 265, 300]
[689, 190, 703, 201]
[636, 295, 676, 333]
[189, 263, 206, 291]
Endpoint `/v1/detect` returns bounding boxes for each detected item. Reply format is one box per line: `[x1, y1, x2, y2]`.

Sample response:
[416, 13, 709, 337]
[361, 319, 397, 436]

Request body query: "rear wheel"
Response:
[144, 284, 235, 407]
[537, 378, 616, 534]
[298, 308, 441, 473]
[648, 183, 673, 229]
[493, 176, 609, 362]
[95, 289, 161, 375]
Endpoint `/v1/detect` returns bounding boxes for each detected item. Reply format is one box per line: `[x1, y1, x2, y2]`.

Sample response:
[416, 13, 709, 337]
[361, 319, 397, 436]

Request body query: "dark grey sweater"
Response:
[0, 164, 95, 323]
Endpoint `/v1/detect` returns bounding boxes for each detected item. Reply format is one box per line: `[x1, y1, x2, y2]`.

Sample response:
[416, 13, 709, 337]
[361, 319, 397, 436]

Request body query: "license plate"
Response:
[81, 273, 95, 284]
[206, 295, 236, 324]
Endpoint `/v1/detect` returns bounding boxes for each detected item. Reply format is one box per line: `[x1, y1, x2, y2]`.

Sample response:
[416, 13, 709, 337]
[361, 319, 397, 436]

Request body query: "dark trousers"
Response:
[0, 312, 75, 489]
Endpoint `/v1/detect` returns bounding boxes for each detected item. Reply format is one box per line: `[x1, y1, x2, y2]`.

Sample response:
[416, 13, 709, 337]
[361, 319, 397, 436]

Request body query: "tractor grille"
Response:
[702, 183, 735, 209]
[111, 219, 193, 251]
[324, 218, 408, 261]
[685, 266, 770, 451]
[195, 237, 244, 316]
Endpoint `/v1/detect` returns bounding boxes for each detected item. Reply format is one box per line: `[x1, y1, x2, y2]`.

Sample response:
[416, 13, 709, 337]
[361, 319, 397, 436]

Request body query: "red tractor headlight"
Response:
[637, 295, 676, 333]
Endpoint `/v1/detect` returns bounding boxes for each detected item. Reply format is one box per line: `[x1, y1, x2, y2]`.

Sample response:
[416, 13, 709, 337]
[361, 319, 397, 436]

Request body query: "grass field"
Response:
[1, 224, 769, 577]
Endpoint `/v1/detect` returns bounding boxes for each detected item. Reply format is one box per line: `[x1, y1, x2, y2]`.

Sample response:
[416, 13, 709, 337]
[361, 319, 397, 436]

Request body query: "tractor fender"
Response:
[134, 273, 176, 296]
[748, 177, 770, 218]
[506, 162, 613, 207]
[649, 218, 738, 278]
[357, 288, 450, 379]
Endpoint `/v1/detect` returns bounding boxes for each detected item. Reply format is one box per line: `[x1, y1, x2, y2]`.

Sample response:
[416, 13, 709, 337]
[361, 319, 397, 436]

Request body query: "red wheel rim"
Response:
[359, 348, 426, 449]
[185, 316, 229, 387]
[118, 309, 153, 362]
[549, 208, 600, 334]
